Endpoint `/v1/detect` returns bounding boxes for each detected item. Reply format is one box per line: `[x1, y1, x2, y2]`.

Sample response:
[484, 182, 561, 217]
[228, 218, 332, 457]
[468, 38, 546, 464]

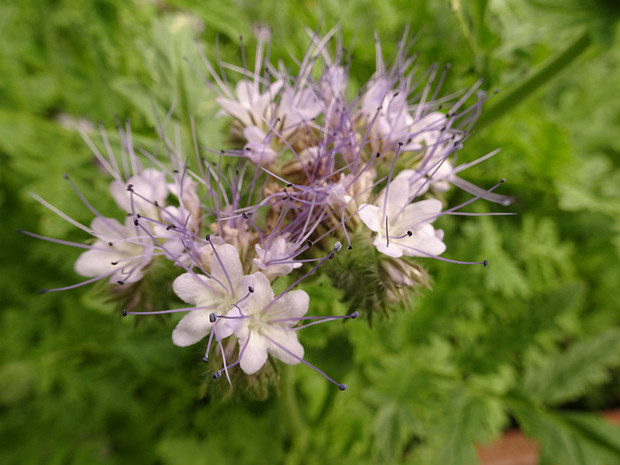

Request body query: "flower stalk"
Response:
[475, 29, 592, 132]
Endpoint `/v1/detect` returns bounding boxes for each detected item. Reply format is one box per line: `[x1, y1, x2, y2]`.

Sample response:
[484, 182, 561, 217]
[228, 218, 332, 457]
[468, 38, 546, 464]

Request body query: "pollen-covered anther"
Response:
[338, 384, 348, 391]
[212, 372, 221, 379]
[202, 356, 209, 363]
[350, 311, 359, 319]
[483, 260, 489, 267]
[122, 309, 128, 317]
[209, 312, 217, 323]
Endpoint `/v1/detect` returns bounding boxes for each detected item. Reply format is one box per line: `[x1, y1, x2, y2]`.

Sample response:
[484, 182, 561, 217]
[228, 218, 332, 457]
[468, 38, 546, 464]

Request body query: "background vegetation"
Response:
[1, 1, 620, 464]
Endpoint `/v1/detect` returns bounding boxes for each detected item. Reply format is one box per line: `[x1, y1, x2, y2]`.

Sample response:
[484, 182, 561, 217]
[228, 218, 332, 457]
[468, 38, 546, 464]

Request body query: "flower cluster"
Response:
[25, 28, 510, 392]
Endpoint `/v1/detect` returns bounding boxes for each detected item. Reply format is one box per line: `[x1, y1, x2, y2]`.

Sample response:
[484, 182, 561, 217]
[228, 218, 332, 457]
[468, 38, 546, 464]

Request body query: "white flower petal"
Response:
[243, 125, 266, 143]
[210, 243, 244, 286]
[402, 199, 442, 226]
[109, 180, 129, 213]
[239, 333, 268, 374]
[374, 236, 404, 258]
[171, 310, 213, 347]
[264, 328, 304, 365]
[266, 290, 309, 327]
[110, 169, 167, 218]
[253, 236, 301, 279]
[384, 177, 410, 219]
[407, 224, 446, 257]
[220, 307, 245, 337]
[172, 273, 214, 305]
[74, 246, 121, 277]
[244, 272, 274, 315]
[216, 97, 252, 127]
[75, 217, 152, 284]
[90, 217, 124, 239]
[358, 204, 381, 232]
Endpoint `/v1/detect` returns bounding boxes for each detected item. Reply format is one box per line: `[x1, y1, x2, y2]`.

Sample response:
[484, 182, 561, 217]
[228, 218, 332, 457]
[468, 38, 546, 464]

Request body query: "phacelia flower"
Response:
[358, 175, 446, 259]
[223, 271, 308, 375]
[253, 235, 302, 280]
[171, 242, 249, 347]
[26, 26, 512, 395]
[74, 216, 155, 285]
[110, 168, 168, 219]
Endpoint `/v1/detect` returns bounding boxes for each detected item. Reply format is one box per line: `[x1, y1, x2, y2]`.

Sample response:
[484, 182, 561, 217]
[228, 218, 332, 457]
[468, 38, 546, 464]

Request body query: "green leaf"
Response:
[518, 215, 576, 293]
[514, 405, 620, 465]
[156, 438, 213, 465]
[431, 387, 506, 465]
[463, 218, 532, 299]
[520, 329, 620, 405]
[111, 13, 225, 170]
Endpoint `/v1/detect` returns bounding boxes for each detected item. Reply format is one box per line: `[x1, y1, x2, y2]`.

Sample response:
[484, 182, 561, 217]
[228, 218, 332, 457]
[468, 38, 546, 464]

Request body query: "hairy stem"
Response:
[476, 29, 592, 132]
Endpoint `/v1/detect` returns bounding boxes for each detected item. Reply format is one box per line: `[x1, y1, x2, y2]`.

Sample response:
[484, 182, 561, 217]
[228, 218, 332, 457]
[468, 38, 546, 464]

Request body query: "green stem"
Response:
[283, 365, 309, 465]
[177, 64, 201, 173]
[475, 29, 592, 132]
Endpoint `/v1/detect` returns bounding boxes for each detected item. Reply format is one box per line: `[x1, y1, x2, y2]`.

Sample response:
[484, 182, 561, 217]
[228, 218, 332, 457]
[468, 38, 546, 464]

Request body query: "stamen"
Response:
[262, 246, 342, 313]
[262, 332, 347, 390]
[123, 304, 220, 316]
[39, 268, 121, 294]
[211, 334, 252, 380]
[272, 311, 359, 330]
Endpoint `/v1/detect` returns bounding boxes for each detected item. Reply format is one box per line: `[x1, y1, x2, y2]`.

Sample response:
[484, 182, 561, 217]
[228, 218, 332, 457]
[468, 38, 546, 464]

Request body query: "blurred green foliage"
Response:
[1, 1, 620, 464]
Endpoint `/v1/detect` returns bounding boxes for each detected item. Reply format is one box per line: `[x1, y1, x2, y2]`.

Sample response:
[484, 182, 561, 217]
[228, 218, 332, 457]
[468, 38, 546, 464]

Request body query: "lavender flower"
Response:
[74, 216, 156, 285]
[170, 242, 248, 347]
[222, 271, 308, 375]
[358, 184, 446, 259]
[25, 26, 512, 394]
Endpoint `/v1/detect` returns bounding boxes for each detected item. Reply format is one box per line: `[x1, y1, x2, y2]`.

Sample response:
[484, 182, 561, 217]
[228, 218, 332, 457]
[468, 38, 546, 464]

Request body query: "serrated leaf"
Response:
[521, 329, 620, 405]
[464, 219, 531, 298]
[514, 405, 620, 465]
[518, 215, 575, 292]
[432, 387, 506, 465]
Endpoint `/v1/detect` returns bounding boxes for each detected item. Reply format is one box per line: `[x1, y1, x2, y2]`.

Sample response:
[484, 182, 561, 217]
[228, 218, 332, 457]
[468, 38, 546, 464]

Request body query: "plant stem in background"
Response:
[475, 29, 592, 132]
[283, 365, 309, 465]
